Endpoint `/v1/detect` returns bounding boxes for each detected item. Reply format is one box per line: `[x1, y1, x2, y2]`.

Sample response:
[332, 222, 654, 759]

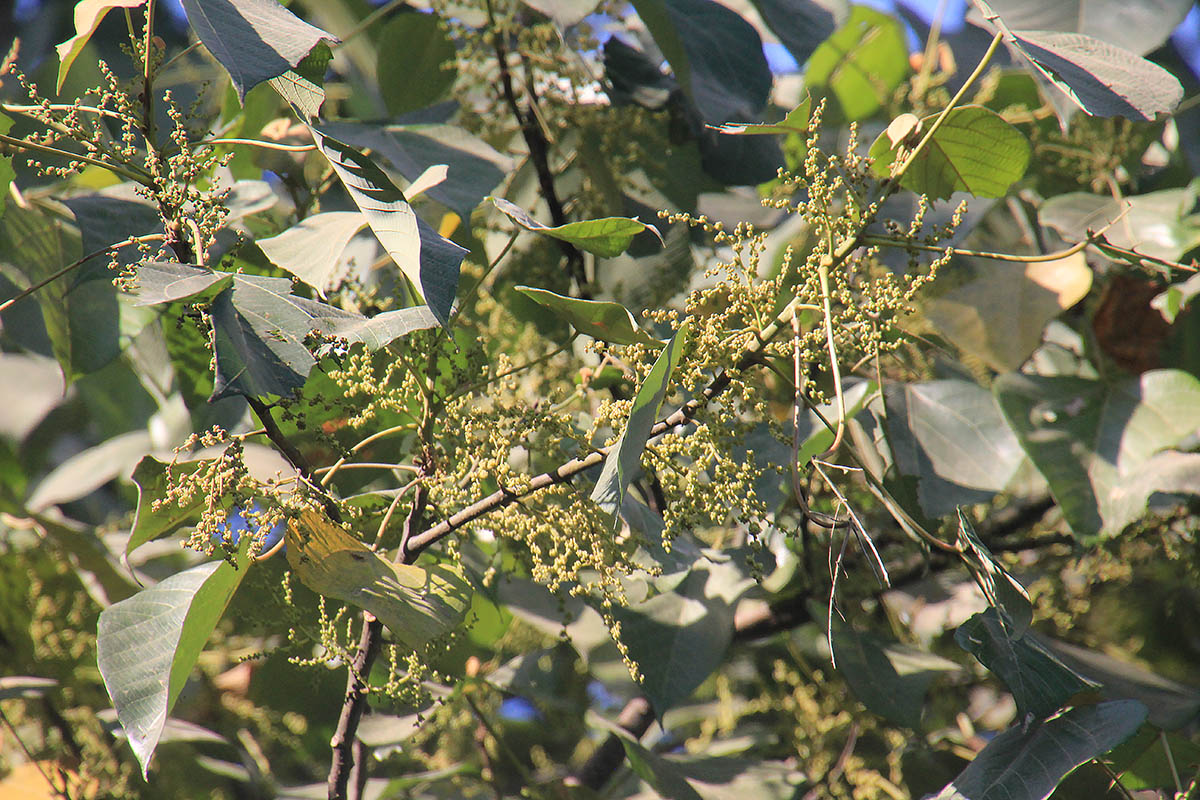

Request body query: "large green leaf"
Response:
[256, 211, 368, 295]
[207, 271, 438, 400]
[590, 320, 689, 519]
[309, 124, 466, 324]
[805, 6, 910, 121]
[969, 0, 1193, 56]
[750, 0, 842, 67]
[869, 106, 1031, 200]
[975, 0, 1182, 121]
[614, 566, 750, 718]
[884, 380, 1026, 517]
[320, 122, 512, 218]
[956, 609, 1098, 719]
[0, 205, 119, 382]
[929, 700, 1147, 800]
[831, 622, 961, 728]
[492, 198, 663, 258]
[127, 262, 232, 306]
[631, 0, 772, 124]
[926, 252, 1092, 372]
[994, 370, 1200, 537]
[515, 286, 663, 346]
[179, 0, 337, 100]
[26, 430, 152, 513]
[98, 544, 252, 776]
[285, 509, 471, 649]
[268, 40, 333, 120]
[377, 12, 457, 115]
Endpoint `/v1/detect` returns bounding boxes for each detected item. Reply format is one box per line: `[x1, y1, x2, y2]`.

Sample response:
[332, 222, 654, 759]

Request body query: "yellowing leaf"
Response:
[926, 252, 1092, 371]
[56, 0, 148, 93]
[285, 509, 471, 648]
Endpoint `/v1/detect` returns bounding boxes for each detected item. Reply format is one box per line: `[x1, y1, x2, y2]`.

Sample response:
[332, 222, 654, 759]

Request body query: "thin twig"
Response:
[327, 615, 383, 800]
[0, 234, 165, 314]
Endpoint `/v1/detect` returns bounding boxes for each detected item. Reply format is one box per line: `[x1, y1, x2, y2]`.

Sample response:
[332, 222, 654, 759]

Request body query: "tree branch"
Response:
[488, 8, 588, 294]
[327, 614, 383, 800]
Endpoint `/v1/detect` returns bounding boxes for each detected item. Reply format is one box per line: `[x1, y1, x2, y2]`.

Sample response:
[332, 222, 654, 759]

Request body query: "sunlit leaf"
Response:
[126, 456, 208, 558]
[926, 252, 1092, 372]
[285, 509, 472, 649]
[710, 95, 811, 137]
[98, 542, 252, 776]
[805, 6, 910, 120]
[256, 211, 368, 295]
[492, 197, 663, 258]
[869, 105, 1030, 199]
[590, 321, 689, 519]
[515, 286, 663, 346]
[309, 124, 466, 324]
[268, 41, 332, 120]
[126, 262, 232, 306]
[56, 0, 147, 93]
[995, 370, 1200, 537]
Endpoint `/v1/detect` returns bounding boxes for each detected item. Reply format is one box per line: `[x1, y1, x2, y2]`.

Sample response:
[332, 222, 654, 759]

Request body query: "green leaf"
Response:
[805, 6, 910, 121]
[831, 622, 961, 728]
[0, 204, 120, 382]
[377, 12, 457, 116]
[515, 286, 663, 346]
[1039, 184, 1200, 263]
[710, 95, 812, 136]
[884, 380, 1027, 517]
[284, 509, 471, 649]
[955, 509, 1033, 635]
[0, 115, 13, 221]
[268, 40, 333, 120]
[55, 1, 148, 93]
[590, 321, 689, 518]
[929, 700, 1147, 800]
[126, 262, 233, 306]
[98, 543, 252, 777]
[321, 122, 512, 218]
[749, 0, 840, 67]
[309, 124, 466, 324]
[614, 564, 751, 718]
[207, 272, 438, 400]
[1108, 726, 1200, 792]
[619, 739, 807, 800]
[179, 0, 337, 101]
[994, 370, 1200, 538]
[1152, 273, 1200, 323]
[256, 212, 368, 295]
[126, 456, 209, 558]
[956, 609, 1098, 719]
[975, 0, 1182, 121]
[972, 0, 1193, 57]
[868, 106, 1030, 200]
[25, 430, 151, 513]
[926, 252, 1092, 372]
[492, 197, 663, 258]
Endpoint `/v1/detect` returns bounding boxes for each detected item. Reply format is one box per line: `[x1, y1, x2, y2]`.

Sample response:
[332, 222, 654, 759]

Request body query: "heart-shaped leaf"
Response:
[870, 105, 1030, 199]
